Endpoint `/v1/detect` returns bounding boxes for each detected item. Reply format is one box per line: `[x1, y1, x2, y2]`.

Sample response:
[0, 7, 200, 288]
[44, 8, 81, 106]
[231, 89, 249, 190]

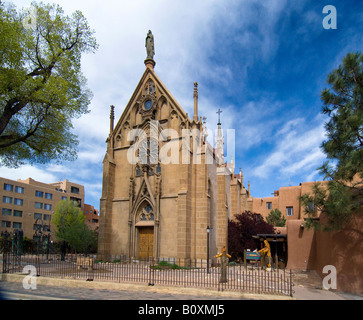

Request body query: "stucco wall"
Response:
[286, 220, 316, 270]
[314, 212, 363, 294]
[286, 210, 363, 294]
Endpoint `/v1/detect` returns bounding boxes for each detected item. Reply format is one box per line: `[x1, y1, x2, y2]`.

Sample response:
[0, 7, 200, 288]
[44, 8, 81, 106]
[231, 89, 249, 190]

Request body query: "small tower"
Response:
[215, 108, 224, 165]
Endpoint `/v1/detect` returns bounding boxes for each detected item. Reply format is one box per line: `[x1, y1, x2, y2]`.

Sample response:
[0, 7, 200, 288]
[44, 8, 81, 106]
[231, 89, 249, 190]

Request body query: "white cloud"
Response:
[251, 116, 326, 179]
[0, 165, 58, 183]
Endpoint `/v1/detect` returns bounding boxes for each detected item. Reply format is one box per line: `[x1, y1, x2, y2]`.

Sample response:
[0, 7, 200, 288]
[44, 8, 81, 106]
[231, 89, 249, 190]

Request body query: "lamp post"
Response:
[207, 225, 210, 274]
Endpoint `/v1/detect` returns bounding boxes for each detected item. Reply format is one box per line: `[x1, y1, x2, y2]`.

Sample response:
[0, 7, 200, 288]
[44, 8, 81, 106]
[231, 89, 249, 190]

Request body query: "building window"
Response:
[13, 210, 23, 217]
[2, 208, 12, 216]
[4, 183, 13, 192]
[35, 202, 43, 209]
[71, 186, 80, 194]
[33, 224, 42, 231]
[307, 202, 315, 213]
[45, 193, 53, 200]
[3, 196, 12, 204]
[43, 214, 51, 221]
[34, 213, 42, 220]
[14, 198, 23, 206]
[266, 202, 272, 210]
[62, 196, 67, 201]
[15, 186, 24, 194]
[35, 190, 44, 198]
[2, 221, 11, 228]
[13, 222, 22, 229]
[286, 207, 293, 216]
[44, 204, 52, 211]
[70, 197, 81, 208]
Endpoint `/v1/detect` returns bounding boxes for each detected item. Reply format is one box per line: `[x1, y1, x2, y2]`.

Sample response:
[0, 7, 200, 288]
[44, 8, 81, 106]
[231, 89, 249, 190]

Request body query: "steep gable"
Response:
[111, 67, 192, 150]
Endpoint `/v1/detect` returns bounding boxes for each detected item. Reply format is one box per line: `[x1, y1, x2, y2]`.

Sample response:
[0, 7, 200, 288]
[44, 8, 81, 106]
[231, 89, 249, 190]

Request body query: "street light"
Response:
[207, 225, 210, 274]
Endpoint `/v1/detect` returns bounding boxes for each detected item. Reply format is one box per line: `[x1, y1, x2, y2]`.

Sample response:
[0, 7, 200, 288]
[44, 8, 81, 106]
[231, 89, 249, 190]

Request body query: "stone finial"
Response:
[193, 82, 198, 122]
[110, 105, 115, 134]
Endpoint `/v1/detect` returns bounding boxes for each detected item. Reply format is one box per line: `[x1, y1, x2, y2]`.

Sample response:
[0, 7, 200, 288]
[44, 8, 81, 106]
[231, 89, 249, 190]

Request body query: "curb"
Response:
[1, 273, 294, 300]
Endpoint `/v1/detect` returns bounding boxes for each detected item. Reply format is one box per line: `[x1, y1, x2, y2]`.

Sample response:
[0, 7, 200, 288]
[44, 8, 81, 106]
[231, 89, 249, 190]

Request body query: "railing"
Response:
[1, 253, 294, 297]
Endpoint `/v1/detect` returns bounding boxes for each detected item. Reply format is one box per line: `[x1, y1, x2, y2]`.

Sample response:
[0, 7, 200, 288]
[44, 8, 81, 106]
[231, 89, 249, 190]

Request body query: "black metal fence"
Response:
[1, 253, 294, 297]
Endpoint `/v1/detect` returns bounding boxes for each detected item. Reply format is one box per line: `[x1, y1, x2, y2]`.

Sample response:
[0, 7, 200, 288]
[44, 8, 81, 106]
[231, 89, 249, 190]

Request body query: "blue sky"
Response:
[1, 0, 363, 210]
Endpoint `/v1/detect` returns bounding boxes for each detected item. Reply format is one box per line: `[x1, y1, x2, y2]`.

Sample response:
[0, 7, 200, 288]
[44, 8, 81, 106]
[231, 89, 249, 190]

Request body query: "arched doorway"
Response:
[135, 202, 155, 259]
[138, 227, 154, 259]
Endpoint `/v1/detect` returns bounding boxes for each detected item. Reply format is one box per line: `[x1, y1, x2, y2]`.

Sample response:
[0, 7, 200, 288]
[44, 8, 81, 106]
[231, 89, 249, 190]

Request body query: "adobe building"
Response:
[1, 177, 85, 241]
[98, 31, 252, 260]
[253, 181, 363, 294]
[252, 181, 329, 221]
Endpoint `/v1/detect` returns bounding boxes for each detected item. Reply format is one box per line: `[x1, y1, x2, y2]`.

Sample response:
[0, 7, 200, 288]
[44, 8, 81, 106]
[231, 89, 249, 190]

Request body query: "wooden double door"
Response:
[138, 227, 154, 259]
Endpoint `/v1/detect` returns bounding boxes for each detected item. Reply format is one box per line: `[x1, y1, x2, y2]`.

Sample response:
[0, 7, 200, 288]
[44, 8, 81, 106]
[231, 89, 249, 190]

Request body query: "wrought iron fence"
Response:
[1, 253, 294, 297]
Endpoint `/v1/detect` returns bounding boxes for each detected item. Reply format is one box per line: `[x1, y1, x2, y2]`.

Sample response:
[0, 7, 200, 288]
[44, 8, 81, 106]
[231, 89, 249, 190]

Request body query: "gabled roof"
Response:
[112, 66, 191, 136]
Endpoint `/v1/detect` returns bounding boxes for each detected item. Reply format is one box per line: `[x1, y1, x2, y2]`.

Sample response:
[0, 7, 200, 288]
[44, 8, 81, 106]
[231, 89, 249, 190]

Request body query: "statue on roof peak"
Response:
[145, 30, 155, 60]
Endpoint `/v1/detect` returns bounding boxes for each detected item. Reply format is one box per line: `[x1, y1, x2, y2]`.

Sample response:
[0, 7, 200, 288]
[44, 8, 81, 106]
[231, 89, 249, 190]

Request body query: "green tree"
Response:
[266, 209, 286, 227]
[300, 52, 363, 231]
[53, 199, 97, 253]
[63, 222, 98, 253]
[0, 2, 98, 167]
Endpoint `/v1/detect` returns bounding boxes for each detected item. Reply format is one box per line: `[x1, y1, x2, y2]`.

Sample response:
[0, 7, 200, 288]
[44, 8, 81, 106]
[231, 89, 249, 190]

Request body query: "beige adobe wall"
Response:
[278, 186, 302, 220]
[286, 219, 316, 270]
[314, 211, 363, 294]
[286, 210, 363, 294]
[252, 182, 330, 221]
[252, 196, 279, 219]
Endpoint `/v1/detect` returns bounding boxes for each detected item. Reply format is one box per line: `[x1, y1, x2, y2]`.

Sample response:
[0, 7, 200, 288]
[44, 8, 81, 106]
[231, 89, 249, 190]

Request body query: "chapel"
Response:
[97, 31, 252, 260]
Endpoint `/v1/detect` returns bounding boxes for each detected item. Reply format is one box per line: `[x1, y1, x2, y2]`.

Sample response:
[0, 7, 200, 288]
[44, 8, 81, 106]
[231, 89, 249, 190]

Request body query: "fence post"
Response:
[148, 260, 154, 286]
[2, 254, 6, 273]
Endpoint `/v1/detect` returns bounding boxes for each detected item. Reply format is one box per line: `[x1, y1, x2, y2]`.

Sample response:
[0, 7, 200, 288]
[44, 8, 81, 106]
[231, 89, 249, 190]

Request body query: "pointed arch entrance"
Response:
[132, 200, 156, 259]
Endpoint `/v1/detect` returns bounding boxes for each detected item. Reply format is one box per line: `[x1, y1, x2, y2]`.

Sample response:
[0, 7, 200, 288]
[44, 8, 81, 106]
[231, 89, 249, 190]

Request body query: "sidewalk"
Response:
[292, 270, 363, 300]
[1, 272, 362, 300]
[0, 273, 291, 300]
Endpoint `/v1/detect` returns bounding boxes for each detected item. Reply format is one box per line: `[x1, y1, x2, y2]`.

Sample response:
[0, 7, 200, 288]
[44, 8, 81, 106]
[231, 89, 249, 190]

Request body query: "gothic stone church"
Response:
[98, 38, 252, 260]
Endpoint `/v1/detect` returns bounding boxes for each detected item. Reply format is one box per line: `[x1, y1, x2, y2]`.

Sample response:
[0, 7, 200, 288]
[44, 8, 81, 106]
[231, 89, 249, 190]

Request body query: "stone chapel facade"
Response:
[98, 45, 252, 260]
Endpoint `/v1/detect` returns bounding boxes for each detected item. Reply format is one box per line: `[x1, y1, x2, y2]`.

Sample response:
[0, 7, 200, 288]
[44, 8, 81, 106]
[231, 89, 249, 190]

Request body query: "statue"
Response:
[258, 240, 272, 271]
[145, 30, 155, 60]
[215, 246, 231, 283]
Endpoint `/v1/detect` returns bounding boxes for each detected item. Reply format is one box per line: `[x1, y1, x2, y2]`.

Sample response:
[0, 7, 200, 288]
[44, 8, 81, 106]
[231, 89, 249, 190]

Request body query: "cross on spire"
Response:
[216, 108, 223, 125]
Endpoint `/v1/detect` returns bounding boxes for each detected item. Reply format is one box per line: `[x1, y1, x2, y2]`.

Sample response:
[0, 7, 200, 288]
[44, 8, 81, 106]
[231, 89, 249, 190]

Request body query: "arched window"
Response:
[138, 203, 154, 222]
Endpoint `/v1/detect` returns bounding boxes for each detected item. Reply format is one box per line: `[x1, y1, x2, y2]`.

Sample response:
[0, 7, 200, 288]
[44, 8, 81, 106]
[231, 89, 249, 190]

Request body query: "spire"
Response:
[193, 82, 198, 122]
[215, 108, 224, 165]
[110, 105, 115, 134]
[216, 108, 222, 125]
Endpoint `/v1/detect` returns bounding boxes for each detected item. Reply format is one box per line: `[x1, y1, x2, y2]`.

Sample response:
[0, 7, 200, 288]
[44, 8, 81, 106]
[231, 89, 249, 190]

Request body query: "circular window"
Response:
[144, 99, 152, 110]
